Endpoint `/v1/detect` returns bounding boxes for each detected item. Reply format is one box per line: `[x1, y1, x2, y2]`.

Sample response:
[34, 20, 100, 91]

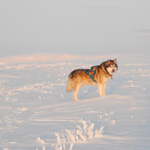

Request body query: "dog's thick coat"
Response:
[66, 59, 118, 101]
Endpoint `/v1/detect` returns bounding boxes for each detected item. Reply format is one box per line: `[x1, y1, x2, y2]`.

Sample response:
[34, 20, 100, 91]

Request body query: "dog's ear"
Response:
[114, 59, 117, 64]
[106, 60, 110, 65]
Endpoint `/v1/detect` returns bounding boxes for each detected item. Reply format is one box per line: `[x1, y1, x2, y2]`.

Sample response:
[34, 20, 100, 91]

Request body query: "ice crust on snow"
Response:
[52, 120, 104, 150]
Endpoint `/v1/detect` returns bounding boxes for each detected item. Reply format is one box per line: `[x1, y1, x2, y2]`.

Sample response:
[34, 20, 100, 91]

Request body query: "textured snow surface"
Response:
[0, 54, 150, 150]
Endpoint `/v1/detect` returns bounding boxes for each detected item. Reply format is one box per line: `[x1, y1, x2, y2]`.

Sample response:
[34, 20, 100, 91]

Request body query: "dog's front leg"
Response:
[102, 82, 107, 96]
[98, 83, 104, 97]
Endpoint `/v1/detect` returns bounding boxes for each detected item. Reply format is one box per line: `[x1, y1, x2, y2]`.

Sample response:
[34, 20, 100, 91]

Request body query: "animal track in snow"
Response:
[98, 111, 115, 125]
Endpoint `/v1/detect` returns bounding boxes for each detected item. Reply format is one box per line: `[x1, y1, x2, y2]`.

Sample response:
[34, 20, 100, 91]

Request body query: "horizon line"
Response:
[0, 53, 119, 64]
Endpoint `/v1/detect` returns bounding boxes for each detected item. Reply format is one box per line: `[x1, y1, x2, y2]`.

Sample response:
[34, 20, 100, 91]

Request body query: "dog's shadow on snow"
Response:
[79, 86, 99, 100]
[79, 78, 123, 99]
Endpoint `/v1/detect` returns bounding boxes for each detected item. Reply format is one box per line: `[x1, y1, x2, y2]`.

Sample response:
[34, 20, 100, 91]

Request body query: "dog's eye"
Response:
[112, 64, 116, 68]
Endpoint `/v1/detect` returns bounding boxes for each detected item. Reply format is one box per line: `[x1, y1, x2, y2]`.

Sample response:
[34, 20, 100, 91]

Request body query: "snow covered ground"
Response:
[0, 53, 150, 150]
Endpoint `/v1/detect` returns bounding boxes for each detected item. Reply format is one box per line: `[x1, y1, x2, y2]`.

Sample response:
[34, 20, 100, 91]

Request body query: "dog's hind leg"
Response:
[73, 84, 81, 101]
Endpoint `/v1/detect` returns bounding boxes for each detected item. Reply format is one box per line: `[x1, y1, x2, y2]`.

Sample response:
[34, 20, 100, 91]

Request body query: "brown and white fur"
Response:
[66, 59, 118, 101]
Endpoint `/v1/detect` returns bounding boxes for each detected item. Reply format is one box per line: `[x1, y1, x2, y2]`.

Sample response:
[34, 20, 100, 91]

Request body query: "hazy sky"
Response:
[0, 0, 150, 57]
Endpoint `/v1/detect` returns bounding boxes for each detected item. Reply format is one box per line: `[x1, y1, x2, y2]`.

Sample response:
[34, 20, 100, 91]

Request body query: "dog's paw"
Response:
[100, 94, 107, 97]
[74, 98, 80, 101]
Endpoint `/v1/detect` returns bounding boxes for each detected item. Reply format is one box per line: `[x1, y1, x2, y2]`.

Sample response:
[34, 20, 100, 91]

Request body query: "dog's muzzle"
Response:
[112, 69, 115, 73]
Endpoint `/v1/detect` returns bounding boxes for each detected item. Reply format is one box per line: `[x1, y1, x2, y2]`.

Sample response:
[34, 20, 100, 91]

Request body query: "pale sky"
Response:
[0, 0, 150, 57]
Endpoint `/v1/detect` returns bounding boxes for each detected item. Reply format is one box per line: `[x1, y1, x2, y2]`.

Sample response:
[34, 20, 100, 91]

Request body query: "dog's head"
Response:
[105, 59, 118, 75]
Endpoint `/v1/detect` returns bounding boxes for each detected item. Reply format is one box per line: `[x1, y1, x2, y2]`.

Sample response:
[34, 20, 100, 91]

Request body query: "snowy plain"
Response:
[0, 53, 150, 150]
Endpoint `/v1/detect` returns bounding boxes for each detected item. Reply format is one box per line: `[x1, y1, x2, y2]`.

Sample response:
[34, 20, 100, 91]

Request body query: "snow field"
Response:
[0, 54, 150, 150]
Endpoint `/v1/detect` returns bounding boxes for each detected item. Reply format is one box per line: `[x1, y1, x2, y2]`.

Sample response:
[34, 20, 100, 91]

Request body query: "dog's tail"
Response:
[66, 76, 73, 92]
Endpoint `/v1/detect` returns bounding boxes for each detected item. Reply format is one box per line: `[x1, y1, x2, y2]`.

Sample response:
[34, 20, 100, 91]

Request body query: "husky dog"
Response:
[66, 59, 118, 101]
